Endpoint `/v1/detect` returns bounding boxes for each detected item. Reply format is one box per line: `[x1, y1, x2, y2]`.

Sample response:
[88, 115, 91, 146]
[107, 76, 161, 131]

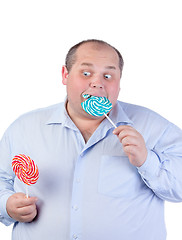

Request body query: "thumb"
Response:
[24, 196, 38, 205]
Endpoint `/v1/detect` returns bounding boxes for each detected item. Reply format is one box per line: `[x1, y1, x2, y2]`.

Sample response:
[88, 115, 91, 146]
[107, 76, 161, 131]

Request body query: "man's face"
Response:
[62, 42, 121, 119]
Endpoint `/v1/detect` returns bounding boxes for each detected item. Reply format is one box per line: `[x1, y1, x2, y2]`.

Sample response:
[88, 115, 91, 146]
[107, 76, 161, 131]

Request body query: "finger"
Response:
[19, 209, 37, 223]
[123, 145, 137, 155]
[114, 128, 138, 141]
[18, 204, 37, 216]
[117, 127, 139, 143]
[121, 136, 138, 146]
[16, 196, 38, 208]
[113, 125, 133, 135]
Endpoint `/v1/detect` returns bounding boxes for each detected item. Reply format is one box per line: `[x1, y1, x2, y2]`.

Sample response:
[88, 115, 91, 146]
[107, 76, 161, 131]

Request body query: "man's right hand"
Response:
[6, 192, 38, 222]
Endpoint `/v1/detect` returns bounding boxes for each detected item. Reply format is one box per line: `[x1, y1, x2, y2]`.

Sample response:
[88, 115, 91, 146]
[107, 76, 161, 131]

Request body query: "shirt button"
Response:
[73, 205, 79, 211]
[76, 178, 80, 183]
[73, 234, 78, 239]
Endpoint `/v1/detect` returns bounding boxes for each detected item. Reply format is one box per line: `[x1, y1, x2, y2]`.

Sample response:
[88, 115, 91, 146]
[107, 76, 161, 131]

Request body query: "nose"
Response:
[90, 78, 104, 89]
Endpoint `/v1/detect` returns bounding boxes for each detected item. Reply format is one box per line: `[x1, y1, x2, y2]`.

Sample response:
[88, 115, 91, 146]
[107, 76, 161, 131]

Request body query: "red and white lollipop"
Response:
[12, 154, 39, 197]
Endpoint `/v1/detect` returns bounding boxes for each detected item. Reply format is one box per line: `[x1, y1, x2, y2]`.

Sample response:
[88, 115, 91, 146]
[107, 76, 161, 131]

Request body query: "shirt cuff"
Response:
[0, 192, 16, 226]
[137, 149, 160, 181]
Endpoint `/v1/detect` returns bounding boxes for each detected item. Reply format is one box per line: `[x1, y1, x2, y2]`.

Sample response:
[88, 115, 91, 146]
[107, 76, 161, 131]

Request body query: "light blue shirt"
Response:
[0, 100, 182, 240]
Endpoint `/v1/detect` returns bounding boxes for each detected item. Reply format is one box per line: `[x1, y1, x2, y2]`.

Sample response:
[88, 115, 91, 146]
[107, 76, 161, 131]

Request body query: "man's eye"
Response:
[83, 71, 91, 76]
[104, 74, 111, 79]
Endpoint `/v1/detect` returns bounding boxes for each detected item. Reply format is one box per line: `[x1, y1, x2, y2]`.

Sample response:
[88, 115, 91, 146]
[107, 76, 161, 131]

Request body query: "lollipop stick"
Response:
[104, 113, 117, 128]
[25, 185, 29, 198]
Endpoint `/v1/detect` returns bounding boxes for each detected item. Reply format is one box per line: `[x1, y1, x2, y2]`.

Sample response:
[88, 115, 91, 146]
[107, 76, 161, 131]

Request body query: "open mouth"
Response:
[82, 94, 92, 99]
[82, 94, 107, 99]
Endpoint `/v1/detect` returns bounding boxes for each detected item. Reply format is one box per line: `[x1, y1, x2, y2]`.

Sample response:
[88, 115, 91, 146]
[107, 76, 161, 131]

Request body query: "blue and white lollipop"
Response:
[81, 94, 117, 127]
[81, 95, 112, 117]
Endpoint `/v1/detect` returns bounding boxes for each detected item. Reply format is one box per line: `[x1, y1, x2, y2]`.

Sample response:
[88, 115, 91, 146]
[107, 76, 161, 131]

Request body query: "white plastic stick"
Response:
[25, 185, 29, 198]
[104, 113, 117, 128]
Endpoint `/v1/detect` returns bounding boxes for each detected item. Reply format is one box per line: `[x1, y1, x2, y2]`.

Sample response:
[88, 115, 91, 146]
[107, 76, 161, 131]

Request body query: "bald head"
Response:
[65, 39, 124, 76]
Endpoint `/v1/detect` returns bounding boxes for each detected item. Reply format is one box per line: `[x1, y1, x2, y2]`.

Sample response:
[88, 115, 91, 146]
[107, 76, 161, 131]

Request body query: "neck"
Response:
[66, 102, 104, 142]
[76, 118, 101, 143]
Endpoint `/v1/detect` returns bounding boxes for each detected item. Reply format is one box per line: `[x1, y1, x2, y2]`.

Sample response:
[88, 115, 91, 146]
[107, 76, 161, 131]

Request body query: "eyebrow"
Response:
[81, 63, 93, 67]
[80, 62, 116, 70]
[105, 66, 116, 70]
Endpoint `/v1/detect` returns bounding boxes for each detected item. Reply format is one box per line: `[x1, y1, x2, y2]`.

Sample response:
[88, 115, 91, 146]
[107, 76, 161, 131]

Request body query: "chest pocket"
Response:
[98, 155, 145, 198]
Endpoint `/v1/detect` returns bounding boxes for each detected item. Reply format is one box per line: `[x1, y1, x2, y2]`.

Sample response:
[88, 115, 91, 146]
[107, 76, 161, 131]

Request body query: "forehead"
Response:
[74, 42, 119, 68]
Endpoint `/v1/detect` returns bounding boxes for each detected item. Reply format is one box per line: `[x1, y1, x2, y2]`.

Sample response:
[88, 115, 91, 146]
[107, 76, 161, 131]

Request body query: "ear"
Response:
[62, 65, 69, 85]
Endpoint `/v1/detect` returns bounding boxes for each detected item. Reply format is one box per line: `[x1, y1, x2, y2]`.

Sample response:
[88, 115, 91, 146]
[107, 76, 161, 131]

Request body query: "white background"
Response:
[0, 0, 182, 239]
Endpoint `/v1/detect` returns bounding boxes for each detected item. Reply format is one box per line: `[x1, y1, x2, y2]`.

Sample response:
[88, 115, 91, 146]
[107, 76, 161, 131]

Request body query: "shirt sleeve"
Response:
[138, 123, 182, 202]
[0, 130, 16, 226]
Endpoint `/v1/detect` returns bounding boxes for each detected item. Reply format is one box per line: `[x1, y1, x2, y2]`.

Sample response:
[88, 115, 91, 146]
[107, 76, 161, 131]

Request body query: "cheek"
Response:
[108, 84, 120, 99]
[66, 78, 86, 98]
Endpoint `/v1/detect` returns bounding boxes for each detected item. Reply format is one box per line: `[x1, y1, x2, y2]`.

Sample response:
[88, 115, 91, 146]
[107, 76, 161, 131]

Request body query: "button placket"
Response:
[70, 154, 84, 240]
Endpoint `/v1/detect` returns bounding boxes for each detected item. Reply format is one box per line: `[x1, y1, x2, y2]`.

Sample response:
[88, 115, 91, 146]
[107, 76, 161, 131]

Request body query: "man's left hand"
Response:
[113, 125, 148, 167]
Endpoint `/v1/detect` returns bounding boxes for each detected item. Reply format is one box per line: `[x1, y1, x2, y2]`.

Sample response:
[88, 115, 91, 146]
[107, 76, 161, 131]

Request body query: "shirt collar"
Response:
[108, 101, 133, 127]
[45, 98, 72, 126]
[46, 99, 133, 128]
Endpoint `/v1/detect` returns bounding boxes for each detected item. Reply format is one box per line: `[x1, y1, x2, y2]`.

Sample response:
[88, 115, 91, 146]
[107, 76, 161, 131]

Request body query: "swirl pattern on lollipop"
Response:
[81, 95, 112, 116]
[12, 154, 39, 185]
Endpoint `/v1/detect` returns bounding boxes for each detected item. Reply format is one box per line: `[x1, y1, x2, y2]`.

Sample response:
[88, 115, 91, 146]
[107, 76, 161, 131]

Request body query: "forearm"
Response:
[138, 149, 182, 202]
[0, 170, 16, 225]
[0, 192, 16, 226]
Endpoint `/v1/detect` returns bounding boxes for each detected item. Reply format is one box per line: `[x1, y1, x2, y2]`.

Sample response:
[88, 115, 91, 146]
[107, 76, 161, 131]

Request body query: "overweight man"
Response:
[0, 39, 182, 240]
